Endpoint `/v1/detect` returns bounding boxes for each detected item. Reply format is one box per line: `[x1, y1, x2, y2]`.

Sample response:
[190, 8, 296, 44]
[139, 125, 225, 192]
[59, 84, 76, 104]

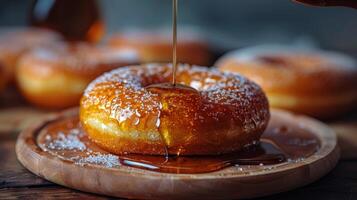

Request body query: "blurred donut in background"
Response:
[16, 41, 139, 109]
[107, 29, 212, 66]
[216, 44, 357, 119]
[0, 28, 62, 82]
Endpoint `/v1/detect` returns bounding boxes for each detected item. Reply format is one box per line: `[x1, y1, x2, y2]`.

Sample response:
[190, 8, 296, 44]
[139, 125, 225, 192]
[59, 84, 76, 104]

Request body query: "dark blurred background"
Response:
[1, 0, 357, 56]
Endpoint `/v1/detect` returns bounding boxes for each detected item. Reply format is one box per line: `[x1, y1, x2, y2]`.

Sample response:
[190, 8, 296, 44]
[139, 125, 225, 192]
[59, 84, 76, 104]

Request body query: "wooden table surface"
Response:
[1, 87, 357, 200]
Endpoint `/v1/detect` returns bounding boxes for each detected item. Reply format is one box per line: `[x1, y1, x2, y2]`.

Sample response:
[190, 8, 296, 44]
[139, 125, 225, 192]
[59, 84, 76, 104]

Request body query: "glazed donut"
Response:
[216, 45, 357, 118]
[107, 30, 212, 66]
[17, 42, 139, 109]
[80, 64, 269, 156]
[0, 28, 61, 81]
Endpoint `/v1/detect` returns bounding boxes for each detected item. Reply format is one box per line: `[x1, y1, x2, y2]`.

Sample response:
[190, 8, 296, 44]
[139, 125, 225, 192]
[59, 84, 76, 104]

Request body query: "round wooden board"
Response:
[16, 108, 339, 200]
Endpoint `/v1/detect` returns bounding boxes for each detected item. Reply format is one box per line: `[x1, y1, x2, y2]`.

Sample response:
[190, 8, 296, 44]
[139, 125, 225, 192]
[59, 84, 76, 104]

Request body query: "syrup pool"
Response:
[36, 114, 320, 174]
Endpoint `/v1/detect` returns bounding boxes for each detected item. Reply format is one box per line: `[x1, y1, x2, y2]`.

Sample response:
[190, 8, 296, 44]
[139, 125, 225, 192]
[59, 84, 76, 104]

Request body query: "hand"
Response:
[294, 0, 357, 8]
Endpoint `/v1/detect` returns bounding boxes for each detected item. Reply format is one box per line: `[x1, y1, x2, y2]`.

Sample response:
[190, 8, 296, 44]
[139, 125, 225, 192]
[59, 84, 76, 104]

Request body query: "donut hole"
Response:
[257, 54, 328, 70]
[146, 82, 198, 95]
[258, 55, 288, 66]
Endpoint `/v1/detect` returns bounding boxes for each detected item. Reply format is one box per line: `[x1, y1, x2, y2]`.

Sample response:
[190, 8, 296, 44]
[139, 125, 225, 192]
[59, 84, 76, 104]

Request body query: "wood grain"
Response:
[0, 186, 111, 200]
[0, 140, 51, 188]
[15, 109, 339, 200]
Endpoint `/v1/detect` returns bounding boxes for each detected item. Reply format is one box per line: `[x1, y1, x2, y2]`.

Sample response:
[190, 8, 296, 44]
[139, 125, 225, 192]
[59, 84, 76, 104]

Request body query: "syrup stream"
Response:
[172, 0, 178, 85]
[154, 0, 179, 162]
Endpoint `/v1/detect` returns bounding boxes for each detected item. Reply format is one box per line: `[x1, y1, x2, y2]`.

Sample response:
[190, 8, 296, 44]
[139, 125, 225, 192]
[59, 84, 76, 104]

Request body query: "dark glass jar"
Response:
[29, 0, 104, 42]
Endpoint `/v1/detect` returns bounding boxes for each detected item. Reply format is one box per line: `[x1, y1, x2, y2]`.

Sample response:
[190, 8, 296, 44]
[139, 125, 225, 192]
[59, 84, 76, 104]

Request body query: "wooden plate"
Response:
[16, 108, 339, 200]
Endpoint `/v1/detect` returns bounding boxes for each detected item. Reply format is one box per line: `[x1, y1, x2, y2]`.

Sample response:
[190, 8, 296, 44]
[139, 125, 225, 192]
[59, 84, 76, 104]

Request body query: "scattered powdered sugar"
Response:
[263, 166, 275, 171]
[44, 129, 121, 168]
[287, 158, 306, 163]
[75, 153, 120, 168]
[46, 129, 86, 151]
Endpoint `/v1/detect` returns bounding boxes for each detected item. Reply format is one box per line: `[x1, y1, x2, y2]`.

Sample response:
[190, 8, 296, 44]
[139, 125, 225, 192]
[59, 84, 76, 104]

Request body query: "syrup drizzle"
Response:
[146, 82, 199, 161]
[172, 0, 178, 85]
[144, 0, 180, 161]
[38, 117, 321, 174]
[116, 142, 286, 173]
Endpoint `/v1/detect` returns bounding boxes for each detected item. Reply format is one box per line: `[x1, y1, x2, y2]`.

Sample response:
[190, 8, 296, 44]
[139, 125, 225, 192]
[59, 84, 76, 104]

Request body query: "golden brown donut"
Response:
[17, 42, 139, 109]
[107, 30, 212, 66]
[216, 45, 357, 118]
[80, 64, 270, 156]
[0, 28, 61, 81]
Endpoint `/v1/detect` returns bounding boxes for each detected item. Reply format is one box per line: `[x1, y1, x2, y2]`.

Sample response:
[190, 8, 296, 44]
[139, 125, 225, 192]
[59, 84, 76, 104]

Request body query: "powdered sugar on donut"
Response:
[83, 64, 269, 136]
